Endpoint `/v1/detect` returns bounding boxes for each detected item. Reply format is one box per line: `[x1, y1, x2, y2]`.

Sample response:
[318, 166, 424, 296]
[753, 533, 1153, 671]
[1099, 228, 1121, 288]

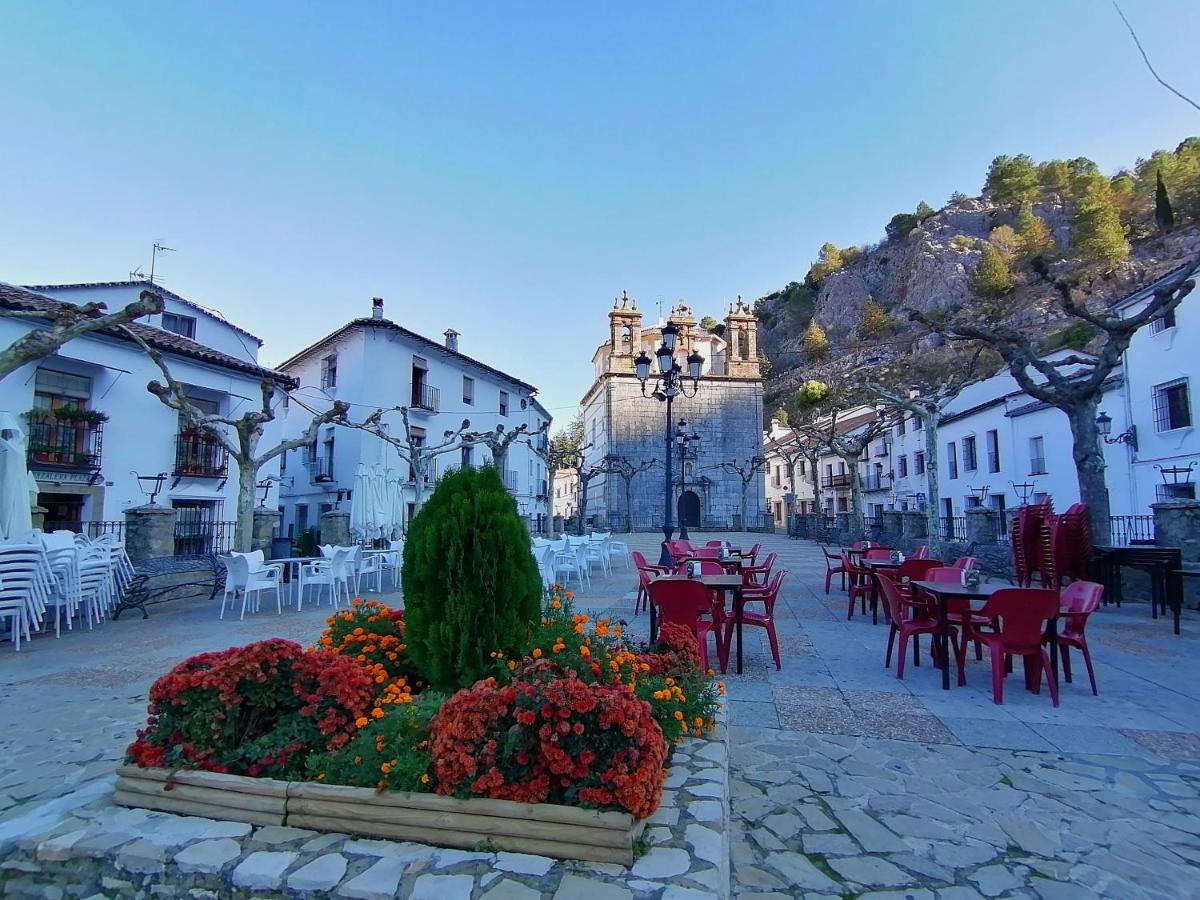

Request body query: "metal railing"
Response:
[821, 474, 854, 489]
[411, 383, 440, 412]
[174, 508, 237, 556]
[1109, 515, 1156, 546]
[307, 456, 333, 482]
[88, 521, 126, 542]
[174, 431, 229, 478]
[941, 516, 967, 542]
[26, 416, 104, 471]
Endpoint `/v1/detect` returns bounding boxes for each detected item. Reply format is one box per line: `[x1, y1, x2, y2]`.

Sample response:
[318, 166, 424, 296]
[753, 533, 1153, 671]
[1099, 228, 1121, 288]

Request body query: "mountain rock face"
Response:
[758, 195, 1200, 404]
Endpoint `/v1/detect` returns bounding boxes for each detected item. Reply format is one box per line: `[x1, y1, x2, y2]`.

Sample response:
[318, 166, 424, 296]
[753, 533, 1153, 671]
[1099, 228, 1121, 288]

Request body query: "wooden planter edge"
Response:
[114, 765, 644, 865]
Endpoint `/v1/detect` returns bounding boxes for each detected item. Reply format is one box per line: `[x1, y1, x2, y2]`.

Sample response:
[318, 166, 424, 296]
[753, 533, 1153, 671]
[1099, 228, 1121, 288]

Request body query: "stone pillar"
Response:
[320, 510, 351, 547]
[124, 505, 176, 564]
[902, 510, 928, 542]
[966, 507, 999, 545]
[835, 512, 850, 536]
[30, 505, 47, 531]
[881, 510, 903, 542]
[252, 508, 282, 555]
[1153, 500, 1200, 607]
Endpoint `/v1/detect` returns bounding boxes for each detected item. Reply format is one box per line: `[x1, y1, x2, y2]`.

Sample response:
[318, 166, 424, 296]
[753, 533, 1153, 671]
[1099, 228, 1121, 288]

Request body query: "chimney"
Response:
[444, 329, 460, 352]
[371, 297, 384, 320]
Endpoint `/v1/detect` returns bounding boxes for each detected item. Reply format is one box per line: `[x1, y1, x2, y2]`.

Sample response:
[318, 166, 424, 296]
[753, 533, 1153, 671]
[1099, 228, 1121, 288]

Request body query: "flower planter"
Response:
[115, 765, 646, 865]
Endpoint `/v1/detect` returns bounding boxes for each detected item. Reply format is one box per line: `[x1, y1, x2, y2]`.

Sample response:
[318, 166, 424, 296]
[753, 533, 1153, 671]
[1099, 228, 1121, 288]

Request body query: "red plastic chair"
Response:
[648, 578, 728, 672]
[674, 559, 725, 576]
[951, 556, 979, 570]
[665, 540, 694, 562]
[887, 558, 943, 612]
[689, 547, 722, 560]
[957, 588, 1061, 706]
[920, 566, 994, 659]
[1050, 581, 1103, 695]
[821, 546, 847, 594]
[863, 548, 892, 561]
[842, 550, 872, 619]
[742, 552, 778, 587]
[631, 551, 669, 615]
[704, 540, 726, 548]
[723, 570, 788, 670]
[912, 545, 931, 559]
[879, 573, 962, 679]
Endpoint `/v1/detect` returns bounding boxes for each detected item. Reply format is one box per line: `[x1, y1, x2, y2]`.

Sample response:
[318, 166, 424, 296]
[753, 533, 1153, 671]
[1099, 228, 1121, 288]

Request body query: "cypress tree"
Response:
[402, 465, 541, 690]
[1156, 169, 1176, 233]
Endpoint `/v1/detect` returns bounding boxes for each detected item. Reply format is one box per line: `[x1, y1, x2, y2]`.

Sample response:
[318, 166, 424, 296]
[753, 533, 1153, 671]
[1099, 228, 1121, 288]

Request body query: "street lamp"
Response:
[1096, 411, 1138, 451]
[675, 420, 702, 540]
[1156, 461, 1196, 494]
[971, 484, 991, 505]
[1010, 480, 1037, 506]
[634, 320, 704, 565]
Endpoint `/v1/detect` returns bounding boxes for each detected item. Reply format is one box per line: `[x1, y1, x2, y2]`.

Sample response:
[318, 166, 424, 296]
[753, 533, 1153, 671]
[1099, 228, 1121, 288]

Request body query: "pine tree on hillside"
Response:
[1016, 206, 1056, 257]
[1038, 160, 1071, 196]
[984, 154, 1039, 205]
[857, 299, 894, 340]
[1071, 175, 1129, 263]
[801, 321, 830, 361]
[970, 245, 1013, 299]
[1157, 168, 1176, 233]
[988, 225, 1021, 262]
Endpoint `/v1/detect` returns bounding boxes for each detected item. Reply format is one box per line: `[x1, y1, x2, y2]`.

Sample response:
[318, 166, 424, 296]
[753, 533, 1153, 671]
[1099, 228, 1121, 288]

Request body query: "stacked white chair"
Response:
[76, 547, 115, 626]
[220, 552, 284, 619]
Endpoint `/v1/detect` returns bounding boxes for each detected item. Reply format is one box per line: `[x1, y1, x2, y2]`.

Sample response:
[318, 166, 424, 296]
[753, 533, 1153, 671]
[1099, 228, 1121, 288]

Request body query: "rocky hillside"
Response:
[757, 142, 1200, 410]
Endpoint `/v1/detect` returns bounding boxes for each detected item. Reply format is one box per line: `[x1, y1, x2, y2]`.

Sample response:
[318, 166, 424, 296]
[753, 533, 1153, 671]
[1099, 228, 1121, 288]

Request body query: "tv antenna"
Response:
[149, 241, 175, 284]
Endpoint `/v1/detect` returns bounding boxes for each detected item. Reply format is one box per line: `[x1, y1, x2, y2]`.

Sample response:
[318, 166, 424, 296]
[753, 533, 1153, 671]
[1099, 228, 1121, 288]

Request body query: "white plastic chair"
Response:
[593, 531, 631, 570]
[75, 548, 114, 628]
[220, 554, 284, 619]
[551, 539, 589, 588]
[358, 551, 385, 593]
[0, 572, 31, 650]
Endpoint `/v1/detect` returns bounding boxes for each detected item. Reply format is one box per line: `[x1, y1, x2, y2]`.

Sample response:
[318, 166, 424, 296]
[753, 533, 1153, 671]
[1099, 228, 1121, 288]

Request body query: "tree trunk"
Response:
[543, 474, 554, 536]
[810, 462, 821, 514]
[1066, 397, 1110, 539]
[624, 476, 634, 533]
[234, 459, 258, 552]
[923, 415, 940, 541]
[412, 458, 426, 516]
[577, 474, 588, 536]
[844, 454, 864, 536]
[740, 482, 749, 531]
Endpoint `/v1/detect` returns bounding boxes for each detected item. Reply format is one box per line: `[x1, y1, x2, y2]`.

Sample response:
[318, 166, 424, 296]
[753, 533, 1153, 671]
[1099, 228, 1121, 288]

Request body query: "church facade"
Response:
[578, 295, 766, 532]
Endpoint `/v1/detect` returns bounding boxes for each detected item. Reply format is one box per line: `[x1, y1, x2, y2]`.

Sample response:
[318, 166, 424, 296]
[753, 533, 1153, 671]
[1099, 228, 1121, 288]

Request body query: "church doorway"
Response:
[678, 490, 701, 528]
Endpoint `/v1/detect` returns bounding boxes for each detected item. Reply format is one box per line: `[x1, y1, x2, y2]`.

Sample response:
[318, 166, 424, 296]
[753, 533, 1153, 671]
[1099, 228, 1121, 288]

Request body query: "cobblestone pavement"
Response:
[3, 532, 1200, 899]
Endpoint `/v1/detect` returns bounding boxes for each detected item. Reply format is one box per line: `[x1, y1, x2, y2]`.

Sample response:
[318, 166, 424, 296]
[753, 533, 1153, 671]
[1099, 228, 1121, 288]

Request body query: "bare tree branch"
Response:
[1112, 0, 1200, 113]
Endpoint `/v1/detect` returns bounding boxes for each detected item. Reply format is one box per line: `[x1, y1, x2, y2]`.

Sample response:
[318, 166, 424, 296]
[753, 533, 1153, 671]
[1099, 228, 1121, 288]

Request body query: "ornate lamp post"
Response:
[1010, 479, 1037, 506]
[634, 321, 704, 565]
[674, 420, 702, 540]
[1096, 411, 1138, 451]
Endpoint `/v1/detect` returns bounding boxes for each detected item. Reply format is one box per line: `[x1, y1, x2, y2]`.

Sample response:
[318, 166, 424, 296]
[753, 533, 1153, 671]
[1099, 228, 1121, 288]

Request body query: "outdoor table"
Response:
[862, 558, 904, 625]
[270, 556, 320, 605]
[650, 573, 747, 674]
[1092, 545, 1183, 634]
[910, 580, 1061, 691]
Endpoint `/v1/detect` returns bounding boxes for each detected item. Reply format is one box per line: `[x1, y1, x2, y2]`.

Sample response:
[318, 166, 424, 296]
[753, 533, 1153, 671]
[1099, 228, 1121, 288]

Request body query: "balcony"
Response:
[410, 383, 440, 413]
[821, 473, 854, 489]
[862, 474, 890, 492]
[25, 412, 104, 473]
[504, 470, 520, 493]
[308, 456, 334, 483]
[174, 430, 229, 478]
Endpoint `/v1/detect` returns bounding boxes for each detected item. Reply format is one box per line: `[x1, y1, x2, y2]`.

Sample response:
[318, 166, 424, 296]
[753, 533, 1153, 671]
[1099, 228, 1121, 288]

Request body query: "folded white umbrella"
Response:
[350, 464, 375, 540]
[0, 411, 36, 541]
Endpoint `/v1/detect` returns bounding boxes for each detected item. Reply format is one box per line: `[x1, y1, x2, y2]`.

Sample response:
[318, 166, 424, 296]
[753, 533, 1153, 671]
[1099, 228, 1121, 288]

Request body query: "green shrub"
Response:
[402, 465, 541, 690]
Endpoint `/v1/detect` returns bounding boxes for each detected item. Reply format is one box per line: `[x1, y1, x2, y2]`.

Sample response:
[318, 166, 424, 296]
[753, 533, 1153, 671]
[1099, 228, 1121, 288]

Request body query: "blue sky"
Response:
[2, 1, 1198, 422]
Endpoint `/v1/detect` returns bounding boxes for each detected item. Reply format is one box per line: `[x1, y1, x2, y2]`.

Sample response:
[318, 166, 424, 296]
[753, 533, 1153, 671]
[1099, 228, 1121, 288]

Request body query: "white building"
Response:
[553, 468, 579, 522]
[763, 419, 817, 528]
[0, 280, 292, 550]
[1113, 259, 1200, 511]
[275, 298, 551, 538]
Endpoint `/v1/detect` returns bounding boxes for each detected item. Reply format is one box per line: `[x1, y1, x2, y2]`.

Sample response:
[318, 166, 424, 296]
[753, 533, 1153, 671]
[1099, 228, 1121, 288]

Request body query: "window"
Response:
[913, 416, 923, 430]
[408, 427, 426, 481]
[896, 418, 906, 436]
[1153, 379, 1192, 432]
[798, 459, 806, 476]
[161, 312, 197, 339]
[914, 451, 925, 475]
[1152, 309, 1177, 333]
[462, 376, 474, 405]
[962, 435, 977, 472]
[499, 391, 509, 417]
[34, 368, 92, 409]
[898, 455, 908, 477]
[986, 429, 1000, 473]
[461, 444, 473, 467]
[320, 354, 337, 390]
[947, 442, 958, 480]
[295, 505, 308, 532]
[1029, 436, 1046, 475]
[773, 465, 781, 488]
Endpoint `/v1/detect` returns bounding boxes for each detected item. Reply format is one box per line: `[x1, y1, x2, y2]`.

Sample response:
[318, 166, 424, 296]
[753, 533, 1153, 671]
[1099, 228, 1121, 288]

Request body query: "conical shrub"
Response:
[402, 465, 541, 690]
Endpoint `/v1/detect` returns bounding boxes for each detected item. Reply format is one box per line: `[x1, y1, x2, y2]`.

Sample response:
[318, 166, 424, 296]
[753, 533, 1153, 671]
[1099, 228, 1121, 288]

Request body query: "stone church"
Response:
[579, 295, 766, 531]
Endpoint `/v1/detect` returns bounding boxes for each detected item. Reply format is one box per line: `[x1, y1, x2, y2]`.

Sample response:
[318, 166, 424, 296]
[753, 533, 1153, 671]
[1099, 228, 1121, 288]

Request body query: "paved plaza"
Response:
[1, 533, 1199, 897]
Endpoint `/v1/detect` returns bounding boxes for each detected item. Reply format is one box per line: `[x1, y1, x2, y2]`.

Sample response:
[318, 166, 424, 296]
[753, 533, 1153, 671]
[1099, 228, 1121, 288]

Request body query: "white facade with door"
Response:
[0, 281, 289, 549]
[275, 298, 551, 538]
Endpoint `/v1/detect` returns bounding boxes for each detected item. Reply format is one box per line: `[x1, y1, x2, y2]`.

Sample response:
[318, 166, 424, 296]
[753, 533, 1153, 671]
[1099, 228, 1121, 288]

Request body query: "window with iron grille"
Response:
[947, 442, 958, 480]
[914, 451, 925, 475]
[963, 435, 977, 472]
[1152, 309, 1176, 333]
[1153, 379, 1192, 431]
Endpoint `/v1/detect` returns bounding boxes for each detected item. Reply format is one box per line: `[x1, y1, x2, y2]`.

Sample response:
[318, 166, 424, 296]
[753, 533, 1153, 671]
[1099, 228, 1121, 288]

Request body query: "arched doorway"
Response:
[678, 490, 701, 528]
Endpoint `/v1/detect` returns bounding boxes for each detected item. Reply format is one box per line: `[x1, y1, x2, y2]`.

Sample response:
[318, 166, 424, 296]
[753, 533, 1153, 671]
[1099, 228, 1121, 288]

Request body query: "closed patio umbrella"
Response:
[0, 411, 36, 541]
[350, 464, 378, 541]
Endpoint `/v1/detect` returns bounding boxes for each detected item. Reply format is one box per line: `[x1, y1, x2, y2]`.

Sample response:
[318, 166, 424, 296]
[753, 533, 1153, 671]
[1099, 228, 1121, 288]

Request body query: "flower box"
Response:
[115, 765, 646, 865]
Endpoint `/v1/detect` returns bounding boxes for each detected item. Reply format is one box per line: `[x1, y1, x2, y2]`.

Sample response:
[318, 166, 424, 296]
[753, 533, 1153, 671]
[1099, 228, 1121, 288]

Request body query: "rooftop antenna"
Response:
[129, 265, 145, 281]
[149, 241, 175, 284]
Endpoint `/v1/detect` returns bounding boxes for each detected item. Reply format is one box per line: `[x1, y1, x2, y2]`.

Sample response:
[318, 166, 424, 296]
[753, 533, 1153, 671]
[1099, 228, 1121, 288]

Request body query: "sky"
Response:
[2, 0, 1199, 422]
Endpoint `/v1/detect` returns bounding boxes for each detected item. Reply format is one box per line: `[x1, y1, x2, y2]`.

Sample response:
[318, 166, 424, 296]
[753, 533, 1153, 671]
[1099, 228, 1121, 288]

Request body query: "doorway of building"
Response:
[39, 493, 84, 533]
[677, 491, 701, 528]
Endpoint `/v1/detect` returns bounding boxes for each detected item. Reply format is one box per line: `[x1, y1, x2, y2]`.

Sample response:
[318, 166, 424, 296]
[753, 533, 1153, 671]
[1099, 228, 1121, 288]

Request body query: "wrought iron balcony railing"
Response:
[174, 431, 229, 478]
